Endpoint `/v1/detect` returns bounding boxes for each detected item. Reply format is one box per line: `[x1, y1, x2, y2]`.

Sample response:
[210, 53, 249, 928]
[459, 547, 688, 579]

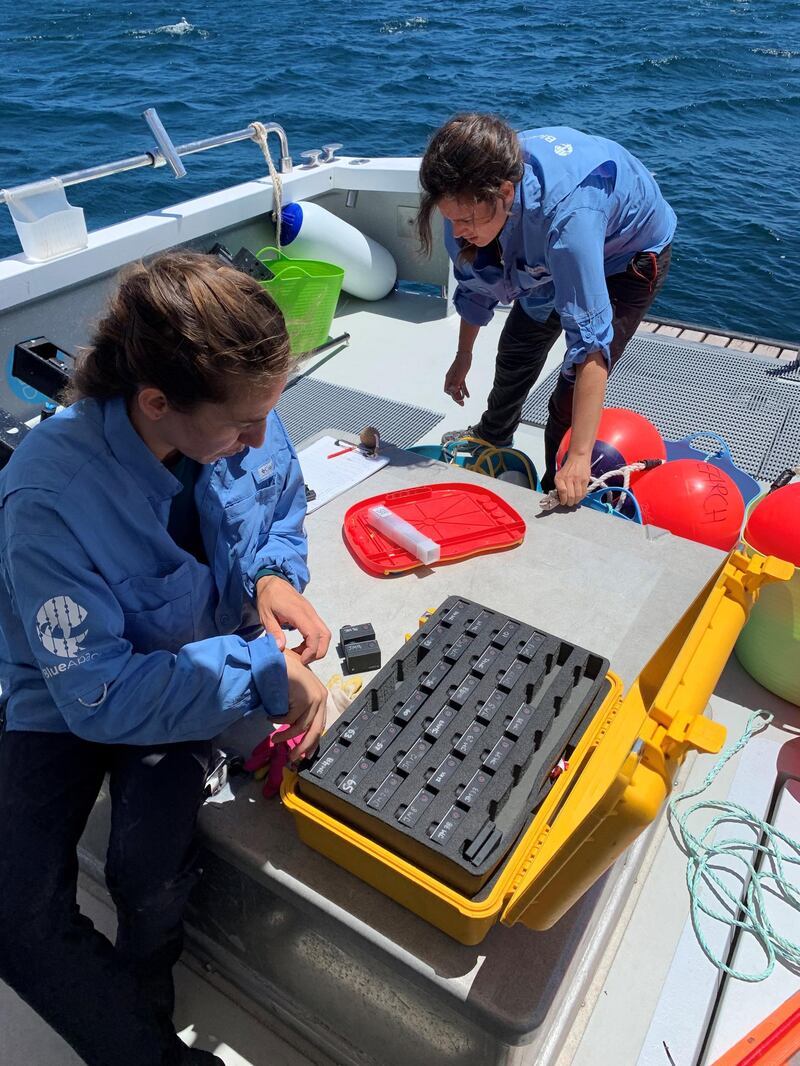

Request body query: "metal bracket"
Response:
[12, 337, 74, 401]
[142, 108, 187, 178]
[204, 749, 245, 798]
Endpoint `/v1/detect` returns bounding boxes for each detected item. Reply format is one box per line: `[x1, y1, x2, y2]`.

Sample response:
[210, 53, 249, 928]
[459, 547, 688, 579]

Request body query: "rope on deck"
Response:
[668, 710, 800, 982]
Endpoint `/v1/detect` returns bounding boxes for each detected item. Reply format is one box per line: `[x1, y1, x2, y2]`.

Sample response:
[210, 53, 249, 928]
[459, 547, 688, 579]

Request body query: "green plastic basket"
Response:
[256, 246, 344, 355]
[734, 495, 800, 707]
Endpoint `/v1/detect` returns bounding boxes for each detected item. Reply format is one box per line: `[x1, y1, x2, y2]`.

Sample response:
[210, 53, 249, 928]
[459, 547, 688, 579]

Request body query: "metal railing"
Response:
[0, 110, 292, 204]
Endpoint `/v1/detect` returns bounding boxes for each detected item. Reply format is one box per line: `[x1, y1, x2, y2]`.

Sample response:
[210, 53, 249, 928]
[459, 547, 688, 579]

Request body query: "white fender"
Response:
[280, 201, 397, 301]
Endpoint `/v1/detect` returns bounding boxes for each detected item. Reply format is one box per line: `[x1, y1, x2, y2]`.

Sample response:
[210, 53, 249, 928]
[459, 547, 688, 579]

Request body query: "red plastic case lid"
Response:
[343, 482, 526, 576]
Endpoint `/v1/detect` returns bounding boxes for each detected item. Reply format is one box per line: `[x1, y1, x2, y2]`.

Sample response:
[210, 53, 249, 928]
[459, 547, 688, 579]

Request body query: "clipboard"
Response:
[297, 435, 389, 513]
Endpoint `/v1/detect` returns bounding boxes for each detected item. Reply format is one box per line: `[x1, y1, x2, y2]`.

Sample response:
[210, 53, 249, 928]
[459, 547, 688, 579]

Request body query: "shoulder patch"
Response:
[36, 595, 89, 658]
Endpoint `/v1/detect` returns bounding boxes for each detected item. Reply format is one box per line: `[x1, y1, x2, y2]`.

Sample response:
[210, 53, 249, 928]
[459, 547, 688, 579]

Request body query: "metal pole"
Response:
[0, 120, 292, 205]
[303, 332, 351, 358]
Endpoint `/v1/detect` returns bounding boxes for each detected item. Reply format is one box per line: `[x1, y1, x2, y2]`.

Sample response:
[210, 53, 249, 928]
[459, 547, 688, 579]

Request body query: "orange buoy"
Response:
[557, 407, 666, 489]
[634, 459, 745, 550]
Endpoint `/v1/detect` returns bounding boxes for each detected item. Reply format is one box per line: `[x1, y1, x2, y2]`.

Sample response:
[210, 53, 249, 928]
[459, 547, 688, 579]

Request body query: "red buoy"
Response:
[557, 407, 666, 488]
[745, 483, 800, 565]
[634, 459, 745, 550]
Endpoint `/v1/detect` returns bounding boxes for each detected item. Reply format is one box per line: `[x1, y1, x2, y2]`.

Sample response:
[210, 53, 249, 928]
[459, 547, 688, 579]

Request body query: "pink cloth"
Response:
[244, 724, 305, 798]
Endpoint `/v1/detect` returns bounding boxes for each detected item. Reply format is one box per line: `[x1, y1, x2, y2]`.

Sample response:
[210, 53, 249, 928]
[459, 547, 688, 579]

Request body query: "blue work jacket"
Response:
[0, 396, 309, 744]
[445, 126, 677, 377]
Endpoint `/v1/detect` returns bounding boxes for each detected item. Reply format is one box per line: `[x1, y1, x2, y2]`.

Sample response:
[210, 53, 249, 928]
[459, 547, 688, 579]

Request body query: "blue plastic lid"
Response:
[280, 203, 304, 245]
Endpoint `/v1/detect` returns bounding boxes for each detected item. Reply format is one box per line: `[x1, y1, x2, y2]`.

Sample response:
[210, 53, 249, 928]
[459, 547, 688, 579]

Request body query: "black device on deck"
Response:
[1, 337, 76, 468]
[343, 640, 382, 674]
[209, 242, 235, 266]
[12, 338, 73, 402]
[232, 247, 274, 282]
[298, 596, 610, 895]
[340, 623, 376, 645]
[209, 242, 274, 282]
[339, 623, 381, 674]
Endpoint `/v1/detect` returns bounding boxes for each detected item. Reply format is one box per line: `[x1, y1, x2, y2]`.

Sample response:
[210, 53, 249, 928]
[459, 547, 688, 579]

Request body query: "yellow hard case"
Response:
[282, 551, 791, 945]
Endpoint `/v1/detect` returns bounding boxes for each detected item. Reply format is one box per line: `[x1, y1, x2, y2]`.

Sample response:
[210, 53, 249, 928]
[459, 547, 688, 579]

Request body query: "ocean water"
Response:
[1, 0, 798, 340]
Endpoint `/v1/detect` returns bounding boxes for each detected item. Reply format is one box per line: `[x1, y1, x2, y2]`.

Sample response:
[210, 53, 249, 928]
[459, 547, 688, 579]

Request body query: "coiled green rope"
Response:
[667, 710, 800, 981]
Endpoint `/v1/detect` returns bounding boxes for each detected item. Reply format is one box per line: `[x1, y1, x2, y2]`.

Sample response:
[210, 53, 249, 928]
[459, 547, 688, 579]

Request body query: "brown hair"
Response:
[66, 250, 291, 409]
[416, 113, 524, 259]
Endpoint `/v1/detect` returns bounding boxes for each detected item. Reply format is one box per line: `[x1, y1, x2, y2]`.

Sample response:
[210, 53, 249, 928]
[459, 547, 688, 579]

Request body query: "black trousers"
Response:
[474, 245, 672, 490]
[0, 726, 212, 1066]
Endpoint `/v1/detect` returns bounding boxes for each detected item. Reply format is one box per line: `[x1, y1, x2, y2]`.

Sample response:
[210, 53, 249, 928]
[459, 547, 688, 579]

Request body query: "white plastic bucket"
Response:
[3, 177, 88, 261]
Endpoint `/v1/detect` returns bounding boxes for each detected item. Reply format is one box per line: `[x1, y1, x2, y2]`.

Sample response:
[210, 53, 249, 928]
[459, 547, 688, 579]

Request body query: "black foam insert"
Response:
[297, 596, 610, 895]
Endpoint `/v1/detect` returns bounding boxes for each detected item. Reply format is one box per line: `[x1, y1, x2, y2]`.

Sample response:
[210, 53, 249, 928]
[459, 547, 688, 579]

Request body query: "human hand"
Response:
[554, 453, 592, 507]
[256, 575, 331, 664]
[246, 671, 364, 795]
[272, 648, 328, 762]
[444, 351, 472, 406]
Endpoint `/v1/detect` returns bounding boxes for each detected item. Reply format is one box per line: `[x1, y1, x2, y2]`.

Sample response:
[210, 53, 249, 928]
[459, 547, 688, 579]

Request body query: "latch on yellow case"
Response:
[675, 711, 726, 754]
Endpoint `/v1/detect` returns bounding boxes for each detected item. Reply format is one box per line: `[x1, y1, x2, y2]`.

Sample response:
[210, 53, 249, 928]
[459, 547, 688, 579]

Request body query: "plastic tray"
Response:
[343, 483, 526, 576]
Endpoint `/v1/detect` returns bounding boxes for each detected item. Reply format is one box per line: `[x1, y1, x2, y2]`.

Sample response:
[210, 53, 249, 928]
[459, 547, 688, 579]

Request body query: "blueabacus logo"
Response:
[36, 595, 89, 659]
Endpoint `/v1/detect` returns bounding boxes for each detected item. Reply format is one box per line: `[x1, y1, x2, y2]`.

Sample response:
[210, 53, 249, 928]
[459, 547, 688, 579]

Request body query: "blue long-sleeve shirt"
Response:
[445, 127, 676, 378]
[0, 396, 309, 744]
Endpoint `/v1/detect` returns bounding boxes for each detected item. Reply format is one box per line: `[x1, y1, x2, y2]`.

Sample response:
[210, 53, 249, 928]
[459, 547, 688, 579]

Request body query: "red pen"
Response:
[327, 446, 355, 459]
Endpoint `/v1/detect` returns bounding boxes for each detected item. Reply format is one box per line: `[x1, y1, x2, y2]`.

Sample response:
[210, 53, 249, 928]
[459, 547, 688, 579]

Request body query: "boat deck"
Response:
[2, 290, 798, 1066]
[641, 317, 799, 361]
[296, 289, 564, 478]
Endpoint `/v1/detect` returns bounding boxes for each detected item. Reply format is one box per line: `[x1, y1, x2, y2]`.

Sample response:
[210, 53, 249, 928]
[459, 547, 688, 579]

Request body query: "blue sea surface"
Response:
[1, 1, 798, 340]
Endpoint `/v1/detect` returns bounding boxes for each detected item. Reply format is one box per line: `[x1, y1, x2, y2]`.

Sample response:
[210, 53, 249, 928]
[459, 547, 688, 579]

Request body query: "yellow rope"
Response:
[443, 435, 538, 490]
[249, 121, 283, 248]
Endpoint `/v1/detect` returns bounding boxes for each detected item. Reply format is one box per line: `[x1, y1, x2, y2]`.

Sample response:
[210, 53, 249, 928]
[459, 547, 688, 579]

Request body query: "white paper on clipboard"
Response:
[297, 435, 389, 513]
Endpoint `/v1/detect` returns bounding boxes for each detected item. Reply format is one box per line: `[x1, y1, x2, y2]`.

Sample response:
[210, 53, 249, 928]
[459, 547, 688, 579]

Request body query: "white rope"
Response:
[668, 710, 800, 982]
[539, 459, 664, 511]
[249, 121, 283, 249]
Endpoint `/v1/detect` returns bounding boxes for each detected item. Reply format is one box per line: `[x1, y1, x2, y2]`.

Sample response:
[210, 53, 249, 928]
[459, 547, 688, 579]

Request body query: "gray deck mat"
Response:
[277, 377, 444, 449]
[520, 335, 800, 479]
[761, 406, 800, 481]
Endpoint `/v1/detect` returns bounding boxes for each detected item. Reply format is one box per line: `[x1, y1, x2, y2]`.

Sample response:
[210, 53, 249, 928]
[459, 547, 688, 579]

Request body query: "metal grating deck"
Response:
[277, 376, 444, 449]
[761, 406, 800, 481]
[520, 335, 800, 480]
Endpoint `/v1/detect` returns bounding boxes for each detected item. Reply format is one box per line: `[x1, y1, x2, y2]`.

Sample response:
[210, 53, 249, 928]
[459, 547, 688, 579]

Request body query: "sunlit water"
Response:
[2, 0, 798, 338]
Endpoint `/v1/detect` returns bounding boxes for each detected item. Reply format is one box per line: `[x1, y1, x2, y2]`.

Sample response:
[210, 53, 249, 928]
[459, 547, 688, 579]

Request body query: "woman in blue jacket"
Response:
[0, 252, 331, 1066]
[416, 113, 675, 506]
